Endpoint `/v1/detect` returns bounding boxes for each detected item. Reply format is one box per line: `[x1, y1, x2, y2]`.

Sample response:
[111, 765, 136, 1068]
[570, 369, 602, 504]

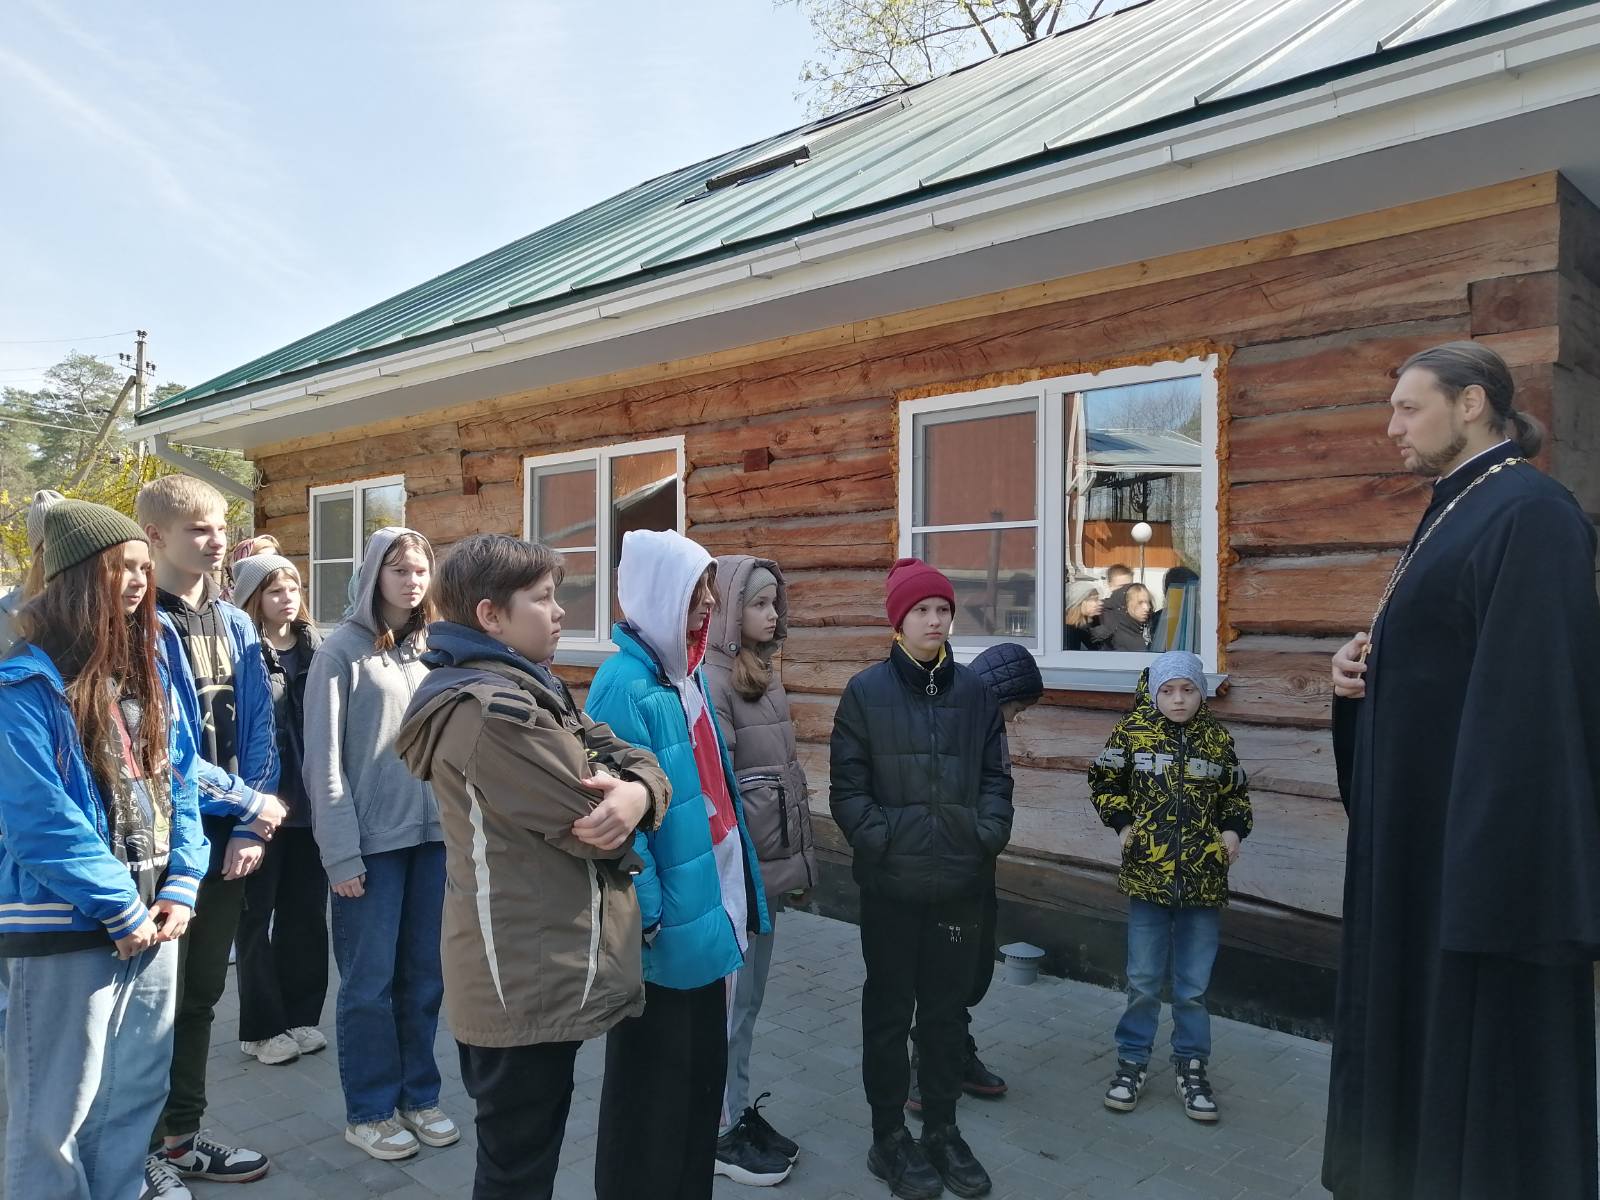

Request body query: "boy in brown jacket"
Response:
[397, 534, 669, 1200]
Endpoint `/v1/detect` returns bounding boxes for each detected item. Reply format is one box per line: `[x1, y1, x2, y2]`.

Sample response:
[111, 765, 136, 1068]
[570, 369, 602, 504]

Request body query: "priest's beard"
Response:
[1409, 424, 1469, 477]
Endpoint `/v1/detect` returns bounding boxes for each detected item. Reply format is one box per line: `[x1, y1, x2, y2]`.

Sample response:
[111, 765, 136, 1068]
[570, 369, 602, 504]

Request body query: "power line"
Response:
[0, 329, 137, 346]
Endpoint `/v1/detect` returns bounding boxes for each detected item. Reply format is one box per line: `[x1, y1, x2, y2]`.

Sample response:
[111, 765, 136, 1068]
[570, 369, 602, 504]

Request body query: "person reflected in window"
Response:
[1105, 564, 1135, 591]
[1101, 584, 1154, 652]
[1064, 580, 1110, 652]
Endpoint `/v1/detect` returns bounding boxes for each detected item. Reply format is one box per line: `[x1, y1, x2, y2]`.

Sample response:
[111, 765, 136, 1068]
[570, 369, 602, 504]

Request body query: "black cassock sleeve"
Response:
[1441, 492, 1600, 963]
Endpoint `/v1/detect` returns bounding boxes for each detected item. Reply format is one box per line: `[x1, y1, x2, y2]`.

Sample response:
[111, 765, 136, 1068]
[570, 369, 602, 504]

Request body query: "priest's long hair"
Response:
[1400, 341, 1545, 457]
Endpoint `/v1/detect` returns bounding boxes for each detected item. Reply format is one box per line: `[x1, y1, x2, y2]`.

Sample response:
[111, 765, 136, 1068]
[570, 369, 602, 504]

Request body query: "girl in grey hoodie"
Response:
[303, 527, 457, 1163]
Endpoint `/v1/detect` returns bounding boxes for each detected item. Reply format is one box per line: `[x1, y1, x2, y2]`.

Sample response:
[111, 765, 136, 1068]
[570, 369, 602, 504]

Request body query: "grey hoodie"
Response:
[303, 526, 441, 884]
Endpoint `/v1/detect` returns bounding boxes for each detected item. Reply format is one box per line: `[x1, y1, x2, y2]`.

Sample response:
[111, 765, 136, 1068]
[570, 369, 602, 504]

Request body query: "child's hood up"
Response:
[706, 555, 788, 671]
[616, 529, 713, 684]
[343, 526, 425, 635]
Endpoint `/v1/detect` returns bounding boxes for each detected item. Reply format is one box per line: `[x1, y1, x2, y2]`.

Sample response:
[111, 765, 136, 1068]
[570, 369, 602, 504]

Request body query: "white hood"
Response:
[616, 529, 713, 736]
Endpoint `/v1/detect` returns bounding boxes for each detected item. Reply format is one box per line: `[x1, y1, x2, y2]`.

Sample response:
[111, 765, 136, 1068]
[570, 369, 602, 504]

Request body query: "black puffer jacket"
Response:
[829, 642, 1015, 901]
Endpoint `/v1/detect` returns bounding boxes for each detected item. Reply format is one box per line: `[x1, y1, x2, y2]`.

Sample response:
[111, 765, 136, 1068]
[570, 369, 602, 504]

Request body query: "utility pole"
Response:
[120, 330, 155, 472]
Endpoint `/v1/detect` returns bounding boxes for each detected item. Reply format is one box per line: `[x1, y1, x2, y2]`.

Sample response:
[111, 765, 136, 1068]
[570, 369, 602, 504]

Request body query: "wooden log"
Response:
[1210, 636, 1343, 729]
[1469, 271, 1559, 335]
[1230, 475, 1429, 554]
[404, 489, 521, 546]
[1474, 325, 1559, 368]
[1559, 176, 1600, 290]
[255, 423, 461, 484]
[1228, 318, 1470, 419]
[685, 448, 893, 523]
[1550, 364, 1600, 514]
[687, 400, 892, 469]
[256, 512, 309, 557]
[691, 512, 894, 570]
[783, 570, 887, 628]
[1229, 403, 1398, 484]
[1559, 271, 1600, 380]
[460, 448, 523, 487]
[1227, 552, 1398, 636]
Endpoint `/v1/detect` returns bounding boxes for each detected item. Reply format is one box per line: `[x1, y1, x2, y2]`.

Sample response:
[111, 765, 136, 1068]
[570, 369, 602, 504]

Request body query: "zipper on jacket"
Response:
[1171, 729, 1184, 908]
[777, 782, 790, 849]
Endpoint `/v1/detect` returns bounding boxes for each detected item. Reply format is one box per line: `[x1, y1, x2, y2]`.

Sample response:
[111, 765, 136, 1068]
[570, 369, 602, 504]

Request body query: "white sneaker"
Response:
[287, 1025, 328, 1053]
[141, 1157, 193, 1200]
[345, 1118, 419, 1161]
[240, 1033, 300, 1065]
[397, 1105, 461, 1148]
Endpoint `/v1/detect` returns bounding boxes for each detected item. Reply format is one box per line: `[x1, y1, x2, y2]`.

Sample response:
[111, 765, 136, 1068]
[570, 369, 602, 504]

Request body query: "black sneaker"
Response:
[714, 1121, 793, 1187]
[920, 1124, 991, 1198]
[160, 1133, 269, 1182]
[1103, 1059, 1147, 1112]
[867, 1126, 944, 1200]
[741, 1092, 799, 1163]
[1175, 1057, 1219, 1122]
[961, 1037, 1007, 1099]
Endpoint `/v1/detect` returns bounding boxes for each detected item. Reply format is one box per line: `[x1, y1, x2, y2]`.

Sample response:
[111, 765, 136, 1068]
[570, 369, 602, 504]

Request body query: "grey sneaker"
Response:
[397, 1105, 460, 1148]
[287, 1025, 328, 1053]
[1104, 1059, 1147, 1112]
[345, 1118, 419, 1161]
[240, 1032, 300, 1065]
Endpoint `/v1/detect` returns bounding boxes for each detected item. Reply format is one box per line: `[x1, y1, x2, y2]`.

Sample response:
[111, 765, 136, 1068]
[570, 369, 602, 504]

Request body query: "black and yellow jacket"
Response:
[1089, 672, 1251, 908]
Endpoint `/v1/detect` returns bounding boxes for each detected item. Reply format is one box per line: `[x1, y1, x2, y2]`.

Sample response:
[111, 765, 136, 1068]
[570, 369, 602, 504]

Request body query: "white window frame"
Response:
[897, 356, 1222, 694]
[523, 435, 686, 659]
[307, 474, 407, 627]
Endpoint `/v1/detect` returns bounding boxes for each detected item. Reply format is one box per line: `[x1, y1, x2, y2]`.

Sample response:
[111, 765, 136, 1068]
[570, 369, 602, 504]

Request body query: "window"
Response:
[524, 437, 685, 646]
[898, 357, 1220, 689]
[307, 475, 406, 626]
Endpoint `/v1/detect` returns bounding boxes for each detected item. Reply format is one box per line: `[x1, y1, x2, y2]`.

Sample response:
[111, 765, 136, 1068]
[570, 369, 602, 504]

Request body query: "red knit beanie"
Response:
[885, 557, 956, 631]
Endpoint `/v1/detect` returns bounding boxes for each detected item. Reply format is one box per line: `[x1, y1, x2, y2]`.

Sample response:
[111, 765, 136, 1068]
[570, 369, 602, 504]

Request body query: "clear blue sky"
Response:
[0, 0, 814, 396]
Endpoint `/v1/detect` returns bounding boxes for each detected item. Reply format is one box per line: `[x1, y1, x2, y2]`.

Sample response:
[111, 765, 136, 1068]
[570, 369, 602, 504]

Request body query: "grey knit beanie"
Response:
[43, 500, 148, 581]
[25, 489, 65, 551]
[1148, 650, 1206, 697]
[230, 553, 300, 609]
[1066, 579, 1101, 611]
[744, 565, 778, 604]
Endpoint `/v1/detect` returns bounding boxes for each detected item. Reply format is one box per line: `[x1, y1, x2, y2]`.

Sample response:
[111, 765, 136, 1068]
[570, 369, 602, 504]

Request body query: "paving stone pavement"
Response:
[0, 910, 1333, 1198]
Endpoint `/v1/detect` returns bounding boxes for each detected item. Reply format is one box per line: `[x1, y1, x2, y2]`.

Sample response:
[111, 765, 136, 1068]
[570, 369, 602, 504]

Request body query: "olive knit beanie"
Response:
[43, 500, 148, 581]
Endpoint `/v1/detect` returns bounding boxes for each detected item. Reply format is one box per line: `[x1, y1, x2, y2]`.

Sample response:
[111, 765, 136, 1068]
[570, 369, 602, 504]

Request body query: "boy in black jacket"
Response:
[830, 558, 1014, 1200]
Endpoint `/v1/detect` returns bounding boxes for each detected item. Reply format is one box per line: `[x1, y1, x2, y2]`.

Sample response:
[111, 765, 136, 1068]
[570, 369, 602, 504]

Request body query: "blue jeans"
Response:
[1114, 898, 1220, 1065]
[331, 842, 446, 1125]
[5, 941, 179, 1198]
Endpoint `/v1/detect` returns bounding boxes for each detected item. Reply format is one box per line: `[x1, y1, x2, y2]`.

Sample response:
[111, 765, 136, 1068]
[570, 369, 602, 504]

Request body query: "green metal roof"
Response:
[149, 0, 1571, 418]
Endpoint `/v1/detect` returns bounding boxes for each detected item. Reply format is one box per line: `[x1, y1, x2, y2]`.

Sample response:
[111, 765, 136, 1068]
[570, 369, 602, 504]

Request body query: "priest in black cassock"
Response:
[1326, 340, 1600, 1199]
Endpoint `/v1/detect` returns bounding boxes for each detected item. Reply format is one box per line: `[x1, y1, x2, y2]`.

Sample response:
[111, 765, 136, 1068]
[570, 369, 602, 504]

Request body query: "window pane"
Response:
[555, 550, 598, 640]
[312, 562, 353, 626]
[1066, 375, 1205, 654]
[531, 463, 597, 549]
[362, 483, 405, 540]
[314, 494, 353, 562]
[912, 528, 1037, 642]
[608, 449, 680, 624]
[914, 403, 1036, 527]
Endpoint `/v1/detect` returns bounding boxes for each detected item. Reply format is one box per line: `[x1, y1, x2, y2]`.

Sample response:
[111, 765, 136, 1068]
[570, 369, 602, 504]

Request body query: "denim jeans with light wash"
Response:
[1114, 897, 1221, 1065]
[4, 940, 179, 1198]
[330, 842, 446, 1126]
[721, 916, 777, 1132]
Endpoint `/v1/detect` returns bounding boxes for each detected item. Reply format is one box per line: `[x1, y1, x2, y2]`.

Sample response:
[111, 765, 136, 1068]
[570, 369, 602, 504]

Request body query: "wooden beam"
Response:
[1227, 552, 1399, 636]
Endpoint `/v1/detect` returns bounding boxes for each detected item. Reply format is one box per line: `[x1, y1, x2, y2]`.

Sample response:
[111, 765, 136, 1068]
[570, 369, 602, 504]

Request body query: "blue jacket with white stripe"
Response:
[0, 644, 208, 939]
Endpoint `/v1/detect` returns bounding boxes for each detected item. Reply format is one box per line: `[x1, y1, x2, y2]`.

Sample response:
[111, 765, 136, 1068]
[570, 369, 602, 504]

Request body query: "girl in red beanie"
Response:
[828, 558, 1014, 1199]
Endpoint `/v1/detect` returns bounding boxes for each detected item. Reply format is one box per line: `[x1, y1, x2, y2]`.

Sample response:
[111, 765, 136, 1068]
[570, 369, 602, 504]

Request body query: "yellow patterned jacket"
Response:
[1089, 673, 1251, 908]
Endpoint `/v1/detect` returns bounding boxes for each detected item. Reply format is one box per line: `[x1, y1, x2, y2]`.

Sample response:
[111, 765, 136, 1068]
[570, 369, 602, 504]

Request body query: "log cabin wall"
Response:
[251, 174, 1597, 1021]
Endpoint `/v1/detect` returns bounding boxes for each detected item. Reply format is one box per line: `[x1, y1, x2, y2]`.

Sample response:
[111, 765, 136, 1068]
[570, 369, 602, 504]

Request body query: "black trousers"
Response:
[458, 1039, 580, 1200]
[966, 884, 999, 1016]
[234, 826, 330, 1042]
[595, 980, 727, 1200]
[861, 889, 983, 1134]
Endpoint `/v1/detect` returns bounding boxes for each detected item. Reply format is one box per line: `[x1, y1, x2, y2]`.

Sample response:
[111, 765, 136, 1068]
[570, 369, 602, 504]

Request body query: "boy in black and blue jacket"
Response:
[138, 476, 285, 1187]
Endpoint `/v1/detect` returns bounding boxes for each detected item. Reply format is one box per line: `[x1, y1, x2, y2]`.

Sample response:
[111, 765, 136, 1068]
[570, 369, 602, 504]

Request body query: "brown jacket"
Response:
[704, 556, 817, 901]
[397, 632, 669, 1047]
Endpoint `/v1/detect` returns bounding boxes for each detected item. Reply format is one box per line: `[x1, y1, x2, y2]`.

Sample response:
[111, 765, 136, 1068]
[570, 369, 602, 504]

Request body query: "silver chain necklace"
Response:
[1361, 456, 1524, 661]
